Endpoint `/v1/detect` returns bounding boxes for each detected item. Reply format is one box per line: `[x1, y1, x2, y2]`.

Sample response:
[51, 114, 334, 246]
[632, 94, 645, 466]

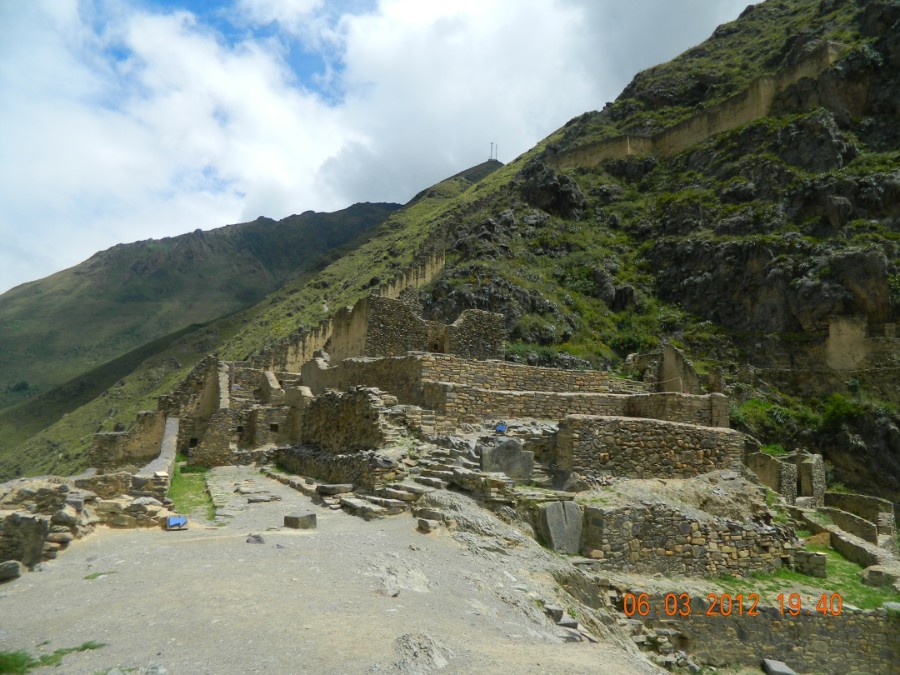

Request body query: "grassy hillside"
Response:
[0, 202, 399, 410]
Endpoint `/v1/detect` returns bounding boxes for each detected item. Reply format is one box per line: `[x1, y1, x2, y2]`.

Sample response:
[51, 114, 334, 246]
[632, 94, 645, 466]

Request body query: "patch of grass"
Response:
[717, 546, 900, 610]
[761, 443, 788, 457]
[0, 642, 106, 674]
[83, 570, 116, 580]
[168, 461, 215, 521]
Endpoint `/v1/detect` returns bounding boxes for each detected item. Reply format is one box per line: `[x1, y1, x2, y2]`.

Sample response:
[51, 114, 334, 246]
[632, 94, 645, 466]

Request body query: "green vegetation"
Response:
[168, 456, 215, 521]
[83, 571, 116, 580]
[0, 642, 105, 673]
[717, 544, 900, 610]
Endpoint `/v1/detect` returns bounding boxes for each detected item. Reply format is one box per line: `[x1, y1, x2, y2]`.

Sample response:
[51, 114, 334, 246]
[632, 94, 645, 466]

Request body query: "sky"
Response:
[0, 0, 755, 294]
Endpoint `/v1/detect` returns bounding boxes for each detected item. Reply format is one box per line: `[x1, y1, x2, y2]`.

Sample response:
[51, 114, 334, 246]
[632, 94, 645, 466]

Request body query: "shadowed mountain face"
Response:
[0, 202, 400, 410]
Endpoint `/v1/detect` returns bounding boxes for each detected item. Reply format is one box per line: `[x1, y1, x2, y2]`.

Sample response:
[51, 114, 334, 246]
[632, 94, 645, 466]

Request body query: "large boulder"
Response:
[537, 501, 583, 554]
[517, 160, 585, 219]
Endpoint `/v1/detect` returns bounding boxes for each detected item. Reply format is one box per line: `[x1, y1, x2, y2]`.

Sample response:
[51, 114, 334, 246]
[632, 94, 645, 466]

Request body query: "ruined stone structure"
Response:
[548, 42, 841, 170]
[330, 295, 505, 362]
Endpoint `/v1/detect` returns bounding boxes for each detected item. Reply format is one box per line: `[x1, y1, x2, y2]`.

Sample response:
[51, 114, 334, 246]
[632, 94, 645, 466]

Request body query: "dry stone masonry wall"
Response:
[581, 503, 791, 576]
[554, 415, 744, 479]
[636, 593, 898, 675]
[549, 42, 840, 170]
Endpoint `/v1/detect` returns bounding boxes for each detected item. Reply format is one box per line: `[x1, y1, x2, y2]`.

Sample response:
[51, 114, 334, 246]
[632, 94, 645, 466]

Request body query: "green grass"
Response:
[83, 571, 116, 580]
[168, 459, 215, 521]
[0, 642, 105, 673]
[719, 544, 900, 610]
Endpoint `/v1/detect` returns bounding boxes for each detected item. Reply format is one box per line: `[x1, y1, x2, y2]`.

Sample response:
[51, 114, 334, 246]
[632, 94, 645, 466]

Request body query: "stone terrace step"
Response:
[359, 495, 407, 515]
[420, 468, 455, 480]
[389, 482, 433, 496]
[375, 487, 421, 502]
[414, 476, 448, 490]
[339, 496, 386, 520]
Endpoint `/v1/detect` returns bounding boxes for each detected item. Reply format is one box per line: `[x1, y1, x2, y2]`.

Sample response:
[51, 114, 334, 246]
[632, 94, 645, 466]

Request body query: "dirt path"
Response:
[0, 467, 657, 674]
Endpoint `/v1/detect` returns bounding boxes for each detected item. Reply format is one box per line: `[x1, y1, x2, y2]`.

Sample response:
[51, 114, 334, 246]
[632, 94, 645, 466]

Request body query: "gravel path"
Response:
[0, 467, 656, 674]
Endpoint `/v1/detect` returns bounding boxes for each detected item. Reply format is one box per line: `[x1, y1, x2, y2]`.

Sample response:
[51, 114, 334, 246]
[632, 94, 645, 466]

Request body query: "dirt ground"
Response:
[0, 467, 659, 675]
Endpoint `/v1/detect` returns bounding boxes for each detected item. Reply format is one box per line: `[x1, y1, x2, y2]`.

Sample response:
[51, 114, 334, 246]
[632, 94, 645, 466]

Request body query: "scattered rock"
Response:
[245, 534, 265, 544]
[392, 632, 453, 674]
[417, 518, 441, 534]
[762, 659, 798, 675]
[0, 560, 25, 582]
[284, 513, 317, 530]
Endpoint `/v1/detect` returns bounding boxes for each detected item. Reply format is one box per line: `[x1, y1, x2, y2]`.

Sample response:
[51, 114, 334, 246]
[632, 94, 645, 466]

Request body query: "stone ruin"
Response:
[2, 292, 898, 673]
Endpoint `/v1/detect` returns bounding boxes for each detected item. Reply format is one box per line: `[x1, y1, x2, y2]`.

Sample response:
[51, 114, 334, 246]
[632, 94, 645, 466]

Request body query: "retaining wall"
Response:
[746, 452, 799, 504]
[636, 593, 898, 675]
[582, 503, 790, 576]
[549, 42, 840, 170]
[554, 415, 743, 479]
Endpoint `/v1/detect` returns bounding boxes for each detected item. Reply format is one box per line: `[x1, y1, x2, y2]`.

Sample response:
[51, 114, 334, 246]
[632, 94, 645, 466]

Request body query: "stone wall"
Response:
[819, 506, 879, 546]
[446, 310, 507, 360]
[300, 388, 391, 455]
[825, 491, 895, 545]
[422, 382, 726, 428]
[329, 296, 507, 363]
[0, 511, 49, 568]
[130, 417, 179, 501]
[635, 593, 898, 675]
[788, 453, 826, 508]
[625, 392, 729, 428]
[88, 410, 167, 471]
[301, 355, 424, 399]
[189, 408, 242, 467]
[582, 503, 790, 576]
[248, 406, 291, 447]
[276, 447, 400, 489]
[420, 354, 611, 392]
[251, 251, 446, 372]
[549, 42, 840, 170]
[554, 415, 744, 479]
[747, 452, 799, 504]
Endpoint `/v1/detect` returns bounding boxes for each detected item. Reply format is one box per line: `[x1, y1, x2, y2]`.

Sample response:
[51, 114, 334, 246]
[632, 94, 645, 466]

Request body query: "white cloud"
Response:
[0, 0, 753, 294]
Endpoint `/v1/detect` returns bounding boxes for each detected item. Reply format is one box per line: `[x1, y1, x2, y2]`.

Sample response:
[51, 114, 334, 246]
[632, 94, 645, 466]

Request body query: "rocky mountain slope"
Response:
[4, 0, 899, 505]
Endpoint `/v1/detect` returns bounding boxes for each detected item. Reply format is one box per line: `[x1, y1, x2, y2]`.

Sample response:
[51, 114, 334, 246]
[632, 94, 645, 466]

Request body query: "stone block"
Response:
[284, 513, 317, 530]
[538, 501, 583, 554]
[0, 560, 25, 582]
[481, 439, 534, 480]
[417, 518, 440, 533]
[762, 659, 798, 675]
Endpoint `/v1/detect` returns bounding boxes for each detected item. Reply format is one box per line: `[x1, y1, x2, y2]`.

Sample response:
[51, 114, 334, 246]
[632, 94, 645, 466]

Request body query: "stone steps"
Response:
[419, 468, 455, 481]
[414, 476, 448, 489]
[358, 494, 407, 515]
[375, 486, 421, 502]
[339, 496, 386, 520]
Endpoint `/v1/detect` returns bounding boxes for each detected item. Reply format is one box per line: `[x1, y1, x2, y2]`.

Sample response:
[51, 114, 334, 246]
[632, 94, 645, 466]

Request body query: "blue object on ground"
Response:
[166, 515, 188, 530]
[495, 423, 508, 434]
